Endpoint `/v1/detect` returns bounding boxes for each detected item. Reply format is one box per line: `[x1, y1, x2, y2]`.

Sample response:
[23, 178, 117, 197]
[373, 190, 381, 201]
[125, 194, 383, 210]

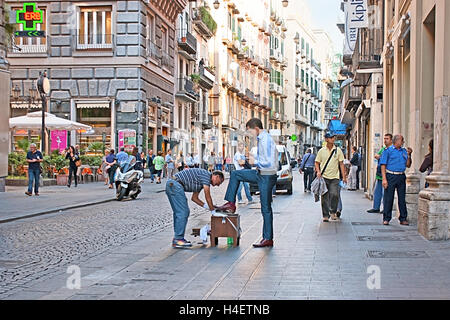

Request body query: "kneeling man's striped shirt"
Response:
[174, 168, 211, 193]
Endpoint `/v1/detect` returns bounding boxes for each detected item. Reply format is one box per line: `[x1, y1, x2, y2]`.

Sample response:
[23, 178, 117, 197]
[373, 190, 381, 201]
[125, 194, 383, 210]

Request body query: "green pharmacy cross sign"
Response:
[16, 3, 43, 31]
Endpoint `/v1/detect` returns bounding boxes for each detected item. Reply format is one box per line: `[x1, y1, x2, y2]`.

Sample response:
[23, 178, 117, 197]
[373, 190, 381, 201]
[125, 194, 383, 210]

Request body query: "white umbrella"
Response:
[9, 111, 92, 131]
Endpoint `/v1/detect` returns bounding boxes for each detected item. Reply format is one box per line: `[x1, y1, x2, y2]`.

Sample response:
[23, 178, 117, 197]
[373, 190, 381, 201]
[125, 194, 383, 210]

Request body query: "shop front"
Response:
[75, 101, 111, 153]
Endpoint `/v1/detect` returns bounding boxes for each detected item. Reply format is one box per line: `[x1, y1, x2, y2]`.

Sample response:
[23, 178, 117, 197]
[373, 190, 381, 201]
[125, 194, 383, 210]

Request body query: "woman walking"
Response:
[153, 151, 165, 184]
[101, 149, 110, 185]
[66, 146, 80, 188]
[177, 150, 185, 172]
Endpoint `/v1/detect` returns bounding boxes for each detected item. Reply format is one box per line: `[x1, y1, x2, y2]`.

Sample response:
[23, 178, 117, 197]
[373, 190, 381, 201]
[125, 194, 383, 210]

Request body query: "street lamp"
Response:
[37, 71, 50, 153]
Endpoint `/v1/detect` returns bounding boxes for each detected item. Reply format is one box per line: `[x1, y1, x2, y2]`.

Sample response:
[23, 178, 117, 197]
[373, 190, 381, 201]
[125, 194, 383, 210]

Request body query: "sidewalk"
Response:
[5, 171, 450, 300]
[0, 179, 165, 223]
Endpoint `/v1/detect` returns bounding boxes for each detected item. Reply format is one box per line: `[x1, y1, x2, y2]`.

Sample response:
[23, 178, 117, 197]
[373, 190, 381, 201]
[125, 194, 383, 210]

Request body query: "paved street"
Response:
[1, 171, 450, 300]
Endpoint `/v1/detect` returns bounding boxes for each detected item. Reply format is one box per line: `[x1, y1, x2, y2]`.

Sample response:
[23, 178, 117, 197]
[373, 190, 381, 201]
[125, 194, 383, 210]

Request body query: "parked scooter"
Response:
[114, 154, 144, 201]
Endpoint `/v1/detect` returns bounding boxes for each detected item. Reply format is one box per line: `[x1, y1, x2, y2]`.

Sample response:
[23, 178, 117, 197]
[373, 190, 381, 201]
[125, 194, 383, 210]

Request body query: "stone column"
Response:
[418, 0, 450, 240]
[405, 0, 422, 225]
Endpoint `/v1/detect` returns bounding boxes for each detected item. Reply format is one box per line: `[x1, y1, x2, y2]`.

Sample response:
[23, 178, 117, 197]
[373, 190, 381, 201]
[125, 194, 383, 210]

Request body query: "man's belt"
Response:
[386, 170, 405, 175]
[257, 168, 277, 176]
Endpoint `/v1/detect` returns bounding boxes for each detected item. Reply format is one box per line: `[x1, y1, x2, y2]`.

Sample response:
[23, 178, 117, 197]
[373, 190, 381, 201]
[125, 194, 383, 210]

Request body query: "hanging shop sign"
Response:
[118, 129, 136, 153]
[15, 3, 45, 37]
[50, 130, 68, 153]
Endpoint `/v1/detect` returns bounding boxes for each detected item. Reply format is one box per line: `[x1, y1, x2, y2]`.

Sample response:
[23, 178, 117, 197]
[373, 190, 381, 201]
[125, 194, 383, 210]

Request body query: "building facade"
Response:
[6, 0, 188, 154]
[339, 0, 450, 240]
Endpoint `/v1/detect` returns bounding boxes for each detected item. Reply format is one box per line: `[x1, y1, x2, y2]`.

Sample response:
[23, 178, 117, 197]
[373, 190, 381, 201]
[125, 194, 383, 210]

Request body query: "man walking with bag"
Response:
[299, 148, 316, 192]
[315, 133, 347, 222]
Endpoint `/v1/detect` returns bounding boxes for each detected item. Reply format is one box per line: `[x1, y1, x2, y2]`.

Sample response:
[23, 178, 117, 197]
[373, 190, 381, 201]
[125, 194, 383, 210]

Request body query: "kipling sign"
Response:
[347, 0, 369, 28]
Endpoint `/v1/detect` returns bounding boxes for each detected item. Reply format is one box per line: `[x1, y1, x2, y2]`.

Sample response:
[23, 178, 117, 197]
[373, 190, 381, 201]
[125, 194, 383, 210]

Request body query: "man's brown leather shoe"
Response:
[400, 220, 409, 226]
[253, 239, 273, 248]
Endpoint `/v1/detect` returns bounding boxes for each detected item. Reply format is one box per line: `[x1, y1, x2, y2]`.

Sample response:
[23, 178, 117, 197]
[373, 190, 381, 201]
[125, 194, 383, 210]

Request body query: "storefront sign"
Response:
[118, 129, 136, 153]
[347, 0, 369, 28]
[51, 130, 67, 153]
[16, 3, 43, 31]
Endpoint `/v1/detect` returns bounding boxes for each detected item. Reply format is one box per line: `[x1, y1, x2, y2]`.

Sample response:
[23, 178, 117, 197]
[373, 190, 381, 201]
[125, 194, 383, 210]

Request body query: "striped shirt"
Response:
[174, 168, 211, 193]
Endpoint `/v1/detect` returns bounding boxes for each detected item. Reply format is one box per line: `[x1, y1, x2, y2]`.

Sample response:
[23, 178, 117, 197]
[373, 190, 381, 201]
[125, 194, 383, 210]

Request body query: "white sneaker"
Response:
[238, 200, 246, 204]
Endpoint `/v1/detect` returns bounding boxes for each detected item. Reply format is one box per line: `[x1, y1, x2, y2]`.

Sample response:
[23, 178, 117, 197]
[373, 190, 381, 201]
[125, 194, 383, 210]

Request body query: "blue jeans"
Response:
[165, 179, 190, 240]
[28, 169, 40, 194]
[372, 179, 384, 210]
[237, 181, 253, 202]
[337, 185, 342, 212]
[224, 169, 277, 240]
[383, 173, 408, 222]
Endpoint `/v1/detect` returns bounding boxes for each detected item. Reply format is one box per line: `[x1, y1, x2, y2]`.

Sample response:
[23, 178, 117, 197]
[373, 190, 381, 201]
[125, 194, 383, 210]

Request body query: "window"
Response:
[147, 13, 154, 42]
[301, 37, 305, 50]
[306, 42, 309, 57]
[77, 6, 112, 49]
[301, 69, 305, 83]
[13, 8, 47, 53]
[161, 26, 168, 53]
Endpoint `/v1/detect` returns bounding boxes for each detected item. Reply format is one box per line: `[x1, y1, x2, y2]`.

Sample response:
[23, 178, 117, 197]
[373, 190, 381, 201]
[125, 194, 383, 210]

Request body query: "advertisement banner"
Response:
[118, 129, 136, 153]
[50, 130, 67, 153]
[347, 0, 369, 28]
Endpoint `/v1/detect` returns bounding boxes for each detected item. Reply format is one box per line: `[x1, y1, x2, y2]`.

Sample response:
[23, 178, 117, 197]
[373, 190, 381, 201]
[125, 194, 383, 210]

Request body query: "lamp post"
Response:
[37, 71, 50, 153]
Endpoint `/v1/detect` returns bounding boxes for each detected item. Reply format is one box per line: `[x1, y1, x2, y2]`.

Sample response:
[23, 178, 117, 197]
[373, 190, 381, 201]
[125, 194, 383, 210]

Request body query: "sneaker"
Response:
[172, 239, 192, 249]
[336, 211, 341, 218]
[238, 200, 246, 204]
[215, 202, 236, 213]
[367, 209, 380, 213]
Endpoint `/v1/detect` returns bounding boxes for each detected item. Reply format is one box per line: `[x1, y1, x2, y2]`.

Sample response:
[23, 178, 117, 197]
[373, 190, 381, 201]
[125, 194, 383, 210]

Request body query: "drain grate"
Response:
[357, 235, 410, 241]
[373, 229, 405, 233]
[368, 250, 429, 258]
[352, 222, 381, 225]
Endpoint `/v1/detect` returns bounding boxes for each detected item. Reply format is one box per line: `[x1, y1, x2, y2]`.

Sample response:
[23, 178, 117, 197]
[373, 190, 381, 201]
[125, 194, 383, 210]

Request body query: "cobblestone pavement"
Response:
[0, 177, 228, 298]
[2, 171, 450, 300]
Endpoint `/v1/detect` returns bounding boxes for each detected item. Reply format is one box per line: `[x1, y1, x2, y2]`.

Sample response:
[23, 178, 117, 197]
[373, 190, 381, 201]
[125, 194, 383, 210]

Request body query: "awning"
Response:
[11, 102, 41, 109]
[76, 102, 110, 109]
[327, 119, 348, 136]
[9, 111, 92, 131]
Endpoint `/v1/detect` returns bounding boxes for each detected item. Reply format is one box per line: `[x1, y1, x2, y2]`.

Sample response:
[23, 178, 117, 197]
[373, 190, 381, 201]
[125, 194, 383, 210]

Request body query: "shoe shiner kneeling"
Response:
[165, 168, 225, 248]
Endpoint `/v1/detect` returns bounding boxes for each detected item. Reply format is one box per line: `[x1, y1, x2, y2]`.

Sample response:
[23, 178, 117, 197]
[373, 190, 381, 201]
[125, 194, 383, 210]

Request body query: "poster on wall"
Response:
[118, 129, 136, 153]
[50, 130, 67, 153]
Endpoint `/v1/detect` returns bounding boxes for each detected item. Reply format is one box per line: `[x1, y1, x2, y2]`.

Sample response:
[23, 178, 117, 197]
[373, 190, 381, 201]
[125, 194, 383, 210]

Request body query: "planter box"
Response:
[6, 178, 57, 187]
[56, 174, 69, 186]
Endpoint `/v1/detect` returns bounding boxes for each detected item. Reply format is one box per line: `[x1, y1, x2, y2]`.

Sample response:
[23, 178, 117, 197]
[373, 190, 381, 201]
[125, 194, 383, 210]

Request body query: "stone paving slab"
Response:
[3, 171, 450, 300]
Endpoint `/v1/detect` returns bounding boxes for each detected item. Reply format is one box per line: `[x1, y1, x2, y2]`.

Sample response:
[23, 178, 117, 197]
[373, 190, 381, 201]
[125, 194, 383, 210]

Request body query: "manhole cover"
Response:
[357, 236, 410, 241]
[352, 222, 381, 225]
[0, 259, 27, 268]
[368, 250, 429, 258]
[373, 229, 405, 233]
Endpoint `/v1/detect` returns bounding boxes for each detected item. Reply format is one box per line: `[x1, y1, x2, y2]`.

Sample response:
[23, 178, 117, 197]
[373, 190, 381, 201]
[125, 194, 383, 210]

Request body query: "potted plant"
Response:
[53, 155, 69, 185]
[190, 73, 201, 83]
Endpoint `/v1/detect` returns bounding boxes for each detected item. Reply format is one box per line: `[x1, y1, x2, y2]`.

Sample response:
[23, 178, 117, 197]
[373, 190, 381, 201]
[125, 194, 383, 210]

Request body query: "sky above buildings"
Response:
[305, 0, 344, 53]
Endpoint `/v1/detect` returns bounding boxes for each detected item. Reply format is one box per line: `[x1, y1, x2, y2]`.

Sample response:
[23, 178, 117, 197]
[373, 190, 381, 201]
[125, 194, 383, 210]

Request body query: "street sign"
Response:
[14, 30, 45, 37]
[16, 3, 43, 31]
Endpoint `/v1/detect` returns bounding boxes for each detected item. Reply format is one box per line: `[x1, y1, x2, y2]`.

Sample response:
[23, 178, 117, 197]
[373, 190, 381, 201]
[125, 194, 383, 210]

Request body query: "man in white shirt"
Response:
[233, 142, 254, 204]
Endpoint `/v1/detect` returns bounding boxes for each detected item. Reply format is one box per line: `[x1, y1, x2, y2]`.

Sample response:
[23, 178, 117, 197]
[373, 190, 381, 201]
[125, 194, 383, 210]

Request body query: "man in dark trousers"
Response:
[25, 143, 43, 196]
[379, 134, 413, 225]
[299, 148, 316, 192]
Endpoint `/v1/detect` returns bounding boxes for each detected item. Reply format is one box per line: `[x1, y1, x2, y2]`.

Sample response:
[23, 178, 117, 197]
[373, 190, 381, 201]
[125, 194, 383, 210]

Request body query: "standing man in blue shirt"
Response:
[216, 118, 278, 248]
[379, 134, 413, 225]
[25, 143, 43, 196]
[299, 148, 316, 192]
[116, 147, 129, 164]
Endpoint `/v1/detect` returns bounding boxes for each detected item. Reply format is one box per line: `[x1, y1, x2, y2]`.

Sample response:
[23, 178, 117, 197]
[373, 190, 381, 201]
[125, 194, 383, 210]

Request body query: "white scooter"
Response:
[114, 155, 144, 201]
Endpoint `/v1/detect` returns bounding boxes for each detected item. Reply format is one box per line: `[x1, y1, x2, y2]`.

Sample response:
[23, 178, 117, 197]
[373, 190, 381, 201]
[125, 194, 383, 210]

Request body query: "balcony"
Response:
[161, 51, 174, 71]
[74, 34, 113, 50]
[295, 79, 302, 88]
[269, 82, 277, 94]
[192, 6, 217, 39]
[245, 88, 255, 103]
[295, 113, 310, 126]
[176, 77, 199, 103]
[280, 57, 288, 69]
[312, 60, 321, 73]
[342, 85, 362, 111]
[269, 110, 281, 121]
[146, 39, 161, 62]
[8, 42, 48, 54]
[202, 114, 214, 129]
[264, 59, 271, 73]
[198, 64, 215, 90]
[177, 29, 197, 55]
